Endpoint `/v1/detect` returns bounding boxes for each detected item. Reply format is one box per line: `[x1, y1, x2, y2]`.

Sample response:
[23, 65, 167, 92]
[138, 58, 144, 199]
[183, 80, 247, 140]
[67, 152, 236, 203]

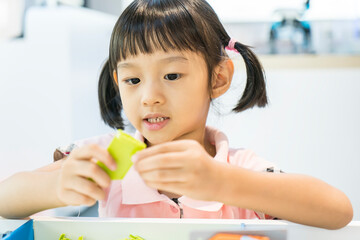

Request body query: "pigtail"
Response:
[98, 60, 124, 129]
[232, 41, 268, 112]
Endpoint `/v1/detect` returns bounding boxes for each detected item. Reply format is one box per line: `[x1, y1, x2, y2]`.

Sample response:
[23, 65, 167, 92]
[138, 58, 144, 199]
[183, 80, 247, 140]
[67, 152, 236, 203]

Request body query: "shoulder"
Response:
[53, 132, 116, 161]
[228, 148, 278, 172]
[206, 125, 280, 172]
[73, 133, 116, 148]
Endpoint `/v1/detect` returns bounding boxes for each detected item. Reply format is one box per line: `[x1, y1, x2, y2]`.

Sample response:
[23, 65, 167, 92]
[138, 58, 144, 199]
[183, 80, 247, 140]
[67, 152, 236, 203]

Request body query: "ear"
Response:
[211, 59, 234, 99]
[113, 70, 118, 85]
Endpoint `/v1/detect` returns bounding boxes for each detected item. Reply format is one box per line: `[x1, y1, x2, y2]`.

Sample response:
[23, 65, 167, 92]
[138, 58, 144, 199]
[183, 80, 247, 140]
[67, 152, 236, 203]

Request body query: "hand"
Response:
[133, 140, 223, 201]
[56, 144, 117, 206]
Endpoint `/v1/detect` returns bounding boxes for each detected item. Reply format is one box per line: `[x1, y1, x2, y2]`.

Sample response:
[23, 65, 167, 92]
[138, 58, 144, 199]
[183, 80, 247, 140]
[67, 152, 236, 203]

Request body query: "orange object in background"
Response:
[209, 233, 270, 240]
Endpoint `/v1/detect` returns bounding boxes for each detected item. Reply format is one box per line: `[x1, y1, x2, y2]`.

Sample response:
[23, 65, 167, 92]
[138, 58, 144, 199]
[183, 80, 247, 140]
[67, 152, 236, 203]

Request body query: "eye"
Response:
[164, 73, 181, 81]
[124, 78, 140, 85]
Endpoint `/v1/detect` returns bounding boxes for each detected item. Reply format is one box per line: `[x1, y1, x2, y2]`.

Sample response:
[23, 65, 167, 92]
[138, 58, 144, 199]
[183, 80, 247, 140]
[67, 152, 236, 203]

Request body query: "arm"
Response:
[134, 140, 353, 230]
[215, 163, 353, 229]
[0, 144, 116, 219]
[0, 162, 65, 219]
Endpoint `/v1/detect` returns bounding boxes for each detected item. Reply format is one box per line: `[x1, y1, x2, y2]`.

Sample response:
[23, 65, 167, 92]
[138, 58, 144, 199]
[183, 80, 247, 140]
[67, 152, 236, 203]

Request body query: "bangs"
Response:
[109, 0, 206, 69]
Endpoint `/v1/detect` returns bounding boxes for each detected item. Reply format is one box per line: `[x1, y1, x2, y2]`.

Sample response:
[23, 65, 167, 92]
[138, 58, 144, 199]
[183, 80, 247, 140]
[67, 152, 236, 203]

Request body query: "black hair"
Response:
[98, 0, 268, 129]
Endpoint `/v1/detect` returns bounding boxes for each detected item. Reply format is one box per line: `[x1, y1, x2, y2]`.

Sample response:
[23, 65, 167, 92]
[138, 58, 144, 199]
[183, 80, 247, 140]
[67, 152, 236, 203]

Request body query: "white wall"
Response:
[115, 0, 360, 22]
[86, 0, 123, 15]
[208, 60, 360, 220]
[0, 0, 24, 39]
[0, 6, 116, 178]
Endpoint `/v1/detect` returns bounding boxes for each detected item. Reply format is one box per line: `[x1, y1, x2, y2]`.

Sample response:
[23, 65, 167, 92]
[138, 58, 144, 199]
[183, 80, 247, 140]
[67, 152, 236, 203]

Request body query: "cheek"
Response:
[119, 89, 137, 120]
[180, 81, 210, 113]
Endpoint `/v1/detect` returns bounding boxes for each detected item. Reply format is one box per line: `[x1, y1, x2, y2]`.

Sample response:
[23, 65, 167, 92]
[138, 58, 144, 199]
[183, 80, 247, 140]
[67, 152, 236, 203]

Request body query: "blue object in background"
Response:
[3, 220, 33, 240]
[269, 0, 312, 54]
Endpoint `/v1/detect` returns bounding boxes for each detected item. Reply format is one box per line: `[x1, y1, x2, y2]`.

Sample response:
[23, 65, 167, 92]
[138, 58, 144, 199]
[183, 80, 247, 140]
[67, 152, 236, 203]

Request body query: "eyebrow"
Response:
[117, 56, 188, 69]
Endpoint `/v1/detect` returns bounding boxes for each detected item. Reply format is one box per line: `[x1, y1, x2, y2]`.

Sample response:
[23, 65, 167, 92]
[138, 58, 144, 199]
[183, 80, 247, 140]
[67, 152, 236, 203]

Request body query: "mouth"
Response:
[143, 115, 170, 131]
[145, 117, 170, 123]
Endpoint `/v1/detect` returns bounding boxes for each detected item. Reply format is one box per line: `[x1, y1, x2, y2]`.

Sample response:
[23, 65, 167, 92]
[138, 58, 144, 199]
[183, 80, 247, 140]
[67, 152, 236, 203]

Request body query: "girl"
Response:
[0, 0, 353, 229]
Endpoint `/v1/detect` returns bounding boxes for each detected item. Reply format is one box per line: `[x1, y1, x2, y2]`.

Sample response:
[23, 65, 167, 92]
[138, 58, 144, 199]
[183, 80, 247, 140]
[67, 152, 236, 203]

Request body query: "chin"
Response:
[144, 135, 174, 146]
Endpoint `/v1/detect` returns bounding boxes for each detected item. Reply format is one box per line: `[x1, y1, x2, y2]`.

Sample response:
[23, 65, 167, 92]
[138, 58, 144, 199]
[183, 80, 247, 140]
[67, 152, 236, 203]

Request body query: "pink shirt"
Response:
[77, 126, 278, 219]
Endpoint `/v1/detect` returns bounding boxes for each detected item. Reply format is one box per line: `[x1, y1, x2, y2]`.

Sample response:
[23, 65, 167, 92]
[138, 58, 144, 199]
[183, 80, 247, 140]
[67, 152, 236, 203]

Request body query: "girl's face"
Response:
[116, 50, 211, 146]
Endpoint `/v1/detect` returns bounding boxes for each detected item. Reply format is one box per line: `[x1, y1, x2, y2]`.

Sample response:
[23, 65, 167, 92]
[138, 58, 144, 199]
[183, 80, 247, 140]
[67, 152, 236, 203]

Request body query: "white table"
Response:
[1, 217, 359, 240]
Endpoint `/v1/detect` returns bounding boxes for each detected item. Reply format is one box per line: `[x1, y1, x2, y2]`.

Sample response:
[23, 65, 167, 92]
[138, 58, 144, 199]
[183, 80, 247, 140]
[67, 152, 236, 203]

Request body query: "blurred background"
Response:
[0, 0, 359, 219]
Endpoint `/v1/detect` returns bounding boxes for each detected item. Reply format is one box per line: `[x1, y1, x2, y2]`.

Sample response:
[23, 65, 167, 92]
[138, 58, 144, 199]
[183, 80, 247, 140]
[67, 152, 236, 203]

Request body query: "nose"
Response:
[141, 81, 165, 106]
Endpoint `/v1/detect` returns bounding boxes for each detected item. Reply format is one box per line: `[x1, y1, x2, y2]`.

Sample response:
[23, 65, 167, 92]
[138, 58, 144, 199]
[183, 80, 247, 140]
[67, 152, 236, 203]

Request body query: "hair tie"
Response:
[225, 38, 238, 52]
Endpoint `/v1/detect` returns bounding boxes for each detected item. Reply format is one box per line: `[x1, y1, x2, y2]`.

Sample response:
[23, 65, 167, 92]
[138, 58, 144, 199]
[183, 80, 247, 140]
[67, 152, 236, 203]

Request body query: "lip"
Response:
[143, 113, 170, 131]
[143, 113, 169, 120]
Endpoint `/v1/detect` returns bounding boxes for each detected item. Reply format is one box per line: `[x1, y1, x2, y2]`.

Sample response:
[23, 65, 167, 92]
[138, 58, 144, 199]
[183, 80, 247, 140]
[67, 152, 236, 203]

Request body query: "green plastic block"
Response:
[58, 234, 84, 240]
[97, 130, 146, 180]
[59, 233, 70, 240]
[121, 235, 145, 240]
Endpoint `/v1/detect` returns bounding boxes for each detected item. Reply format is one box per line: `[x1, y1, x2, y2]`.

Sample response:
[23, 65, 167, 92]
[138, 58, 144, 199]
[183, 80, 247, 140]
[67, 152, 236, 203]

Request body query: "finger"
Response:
[140, 168, 187, 183]
[73, 160, 111, 189]
[135, 152, 187, 173]
[66, 176, 106, 201]
[62, 189, 97, 206]
[71, 144, 117, 170]
[133, 140, 192, 162]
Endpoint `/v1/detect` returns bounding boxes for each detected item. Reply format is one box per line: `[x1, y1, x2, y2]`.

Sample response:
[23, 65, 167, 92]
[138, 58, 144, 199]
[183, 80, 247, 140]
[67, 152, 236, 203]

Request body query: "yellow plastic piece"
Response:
[98, 130, 146, 180]
[121, 235, 145, 240]
[58, 234, 84, 240]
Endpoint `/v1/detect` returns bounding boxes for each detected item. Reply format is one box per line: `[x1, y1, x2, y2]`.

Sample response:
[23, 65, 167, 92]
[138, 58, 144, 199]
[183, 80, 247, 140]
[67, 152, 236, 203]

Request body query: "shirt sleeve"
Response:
[53, 133, 115, 162]
[228, 148, 280, 172]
